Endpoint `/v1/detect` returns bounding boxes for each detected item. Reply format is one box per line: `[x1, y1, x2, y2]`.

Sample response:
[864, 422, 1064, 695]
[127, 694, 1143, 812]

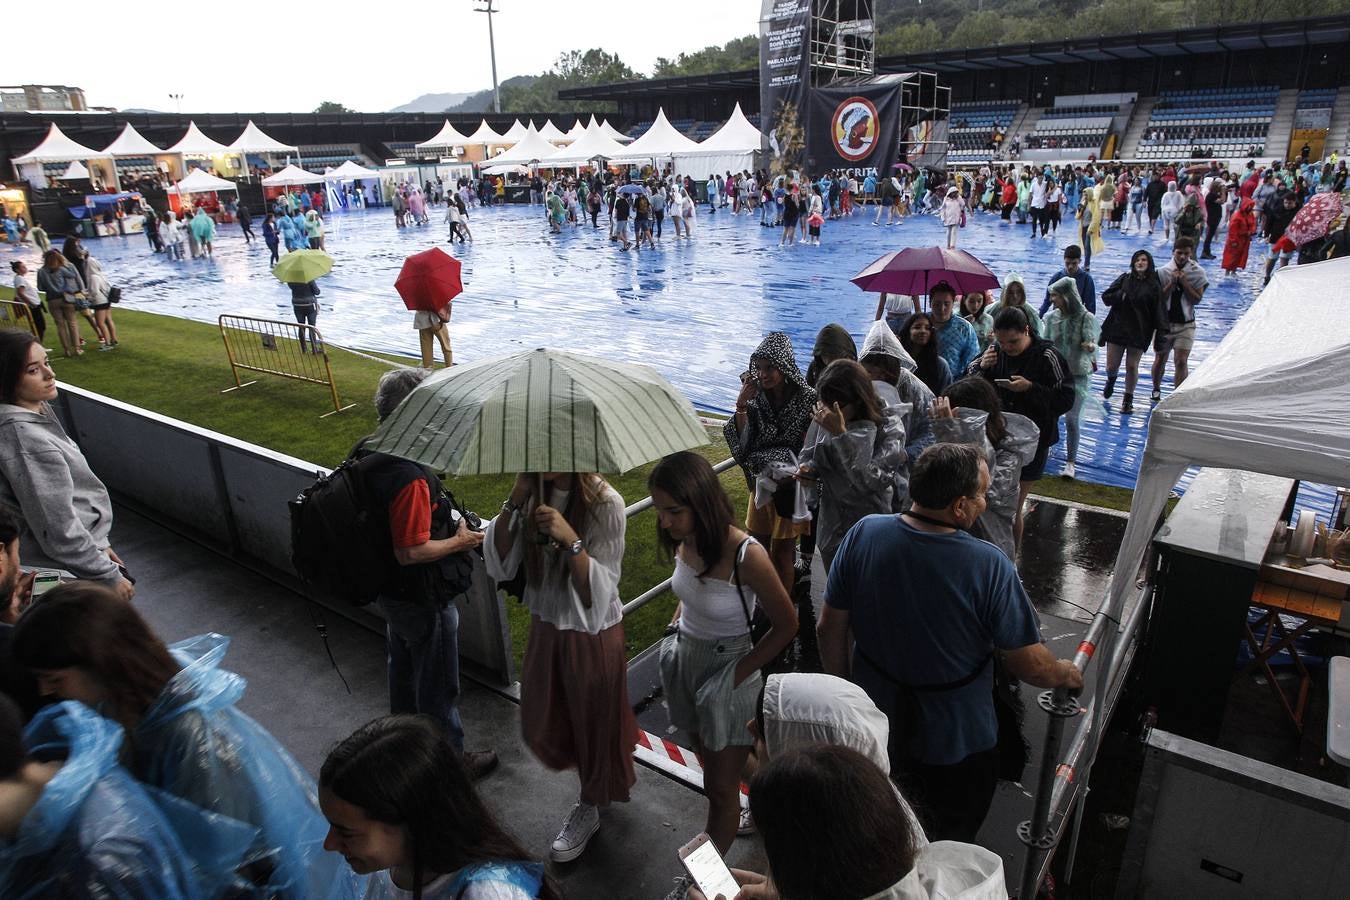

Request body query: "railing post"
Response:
[1017, 686, 1082, 898]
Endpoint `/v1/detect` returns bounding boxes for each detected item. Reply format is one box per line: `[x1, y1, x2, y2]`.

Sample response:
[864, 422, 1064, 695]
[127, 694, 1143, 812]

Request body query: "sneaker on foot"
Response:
[1150, 389, 1161, 403]
[738, 806, 756, 835]
[1120, 394, 1134, 414]
[550, 803, 599, 863]
[1062, 461, 1076, 480]
[663, 875, 693, 900]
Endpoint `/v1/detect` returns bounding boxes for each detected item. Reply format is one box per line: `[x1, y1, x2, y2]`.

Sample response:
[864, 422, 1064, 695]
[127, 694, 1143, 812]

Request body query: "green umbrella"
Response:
[366, 348, 709, 475]
[272, 249, 333, 284]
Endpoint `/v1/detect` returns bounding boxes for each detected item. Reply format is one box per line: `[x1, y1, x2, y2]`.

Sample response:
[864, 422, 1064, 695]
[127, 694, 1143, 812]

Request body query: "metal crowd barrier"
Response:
[218, 314, 355, 417]
[0, 297, 41, 338]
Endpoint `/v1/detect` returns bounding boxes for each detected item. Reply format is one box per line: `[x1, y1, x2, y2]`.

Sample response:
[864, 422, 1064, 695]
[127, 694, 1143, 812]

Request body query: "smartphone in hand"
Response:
[995, 378, 1014, 389]
[679, 833, 740, 900]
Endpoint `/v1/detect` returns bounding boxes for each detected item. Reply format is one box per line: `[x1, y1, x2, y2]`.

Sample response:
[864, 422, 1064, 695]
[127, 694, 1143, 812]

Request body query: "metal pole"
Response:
[476, 1, 502, 115]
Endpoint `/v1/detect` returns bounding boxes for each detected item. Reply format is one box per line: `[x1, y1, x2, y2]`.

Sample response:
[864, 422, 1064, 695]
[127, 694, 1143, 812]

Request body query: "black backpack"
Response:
[289, 453, 472, 607]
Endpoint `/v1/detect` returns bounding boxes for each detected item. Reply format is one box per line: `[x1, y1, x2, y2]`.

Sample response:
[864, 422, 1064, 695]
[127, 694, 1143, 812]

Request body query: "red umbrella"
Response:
[851, 246, 1000, 296]
[1283, 192, 1346, 249]
[395, 248, 463, 312]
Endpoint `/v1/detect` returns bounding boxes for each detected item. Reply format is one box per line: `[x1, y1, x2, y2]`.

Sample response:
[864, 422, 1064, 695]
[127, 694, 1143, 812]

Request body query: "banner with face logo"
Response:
[759, 0, 811, 173]
[805, 75, 908, 178]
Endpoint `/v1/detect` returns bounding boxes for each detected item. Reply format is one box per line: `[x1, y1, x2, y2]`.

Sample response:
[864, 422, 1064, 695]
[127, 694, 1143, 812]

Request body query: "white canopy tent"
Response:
[169, 168, 239, 194]
[482, 162, 531, 176]
[469, 120, 507, 146]
[324, 159, 380, 180]
[262, 164, 327, 187]
[614, 109, 700, 164]
[541, 126, 632, 167]
[490, 124, 566, 166]
[165, 122, 231, 157]
[499, 119, 529, 142]
[562, 119, 587, 143]
[228, 120, 299, 155]
[11, 123, 105, 164]
[58, 161, 91, 180]
[599, 119, 634, 144]
[537, 119, 568, 143]
[417, 120, 474, 151]
[102, 123, 163, 157]
[1098, 257, 1350, 683]
[674, 103, 764, 179]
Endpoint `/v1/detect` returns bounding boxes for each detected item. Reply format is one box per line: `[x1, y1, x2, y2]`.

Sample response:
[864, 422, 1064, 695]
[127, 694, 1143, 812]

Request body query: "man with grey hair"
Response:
[365, 367, 496, 777]
[818, 442, 1081, 842]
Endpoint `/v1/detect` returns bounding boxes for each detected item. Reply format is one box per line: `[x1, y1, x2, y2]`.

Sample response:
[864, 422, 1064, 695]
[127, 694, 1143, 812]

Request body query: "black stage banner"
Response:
[759, 0, 811, 172]
[805, 75, 906, 177]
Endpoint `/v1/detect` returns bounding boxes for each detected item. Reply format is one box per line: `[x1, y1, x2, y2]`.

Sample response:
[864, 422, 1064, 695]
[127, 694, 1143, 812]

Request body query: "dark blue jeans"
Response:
[377, 595, 464, 751]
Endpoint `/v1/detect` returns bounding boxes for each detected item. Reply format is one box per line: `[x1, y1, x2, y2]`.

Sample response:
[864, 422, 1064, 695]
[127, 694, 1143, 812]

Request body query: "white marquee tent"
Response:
[417, 120, 473, 151]
[599, 118, 633, 144]
[262, 164, 327, 187]
[616, 109, 701, 163]
[169, 168, 238, 194]
[499, 119, 529, 142]
[228, 120, 299, 155]
[324, 159, 380, 180]
[12, 123, 104, 164]
[469, 119, 507, 146]
[102, 123, 163, 157]
[562, 119, 587, 143]
[541, 125, 632, 167]
[491, 124, 566, 166]
[674, 103, 764, 179]
[58, 161, 91, 180]
[537, 119, 568, 143]
[165, 122, 231, 157]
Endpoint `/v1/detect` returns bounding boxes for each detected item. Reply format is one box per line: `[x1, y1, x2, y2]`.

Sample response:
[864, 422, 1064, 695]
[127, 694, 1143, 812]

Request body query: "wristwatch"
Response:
[501, 498, 523, 516]
[566, 538, 585, 557]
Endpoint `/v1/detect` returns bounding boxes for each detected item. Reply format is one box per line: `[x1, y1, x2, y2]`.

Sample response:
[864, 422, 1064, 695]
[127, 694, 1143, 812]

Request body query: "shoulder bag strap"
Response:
[730, 538, 754, 635]
[855, 640, 991, 694]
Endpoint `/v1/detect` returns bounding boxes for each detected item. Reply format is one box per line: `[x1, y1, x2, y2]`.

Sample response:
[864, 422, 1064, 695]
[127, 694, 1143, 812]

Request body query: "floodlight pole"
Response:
[474, 0, 502, 114]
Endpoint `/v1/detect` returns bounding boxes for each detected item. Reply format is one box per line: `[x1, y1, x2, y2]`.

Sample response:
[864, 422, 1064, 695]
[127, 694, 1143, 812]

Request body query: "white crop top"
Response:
[672, 538, 759, 640]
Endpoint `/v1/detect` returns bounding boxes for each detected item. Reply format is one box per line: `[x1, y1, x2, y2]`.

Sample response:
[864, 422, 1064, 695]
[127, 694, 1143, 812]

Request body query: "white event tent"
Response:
[324, 159, 380, 181]
[58, 161, 91, 180]
[615, 109, 700, 164]
[542, 123, 632, 167]
[490, 124, 566, 166]
[169, 168, 238, 194]
[599, 118, 633, 144]
[417, 120, 473, 152]
[499, 119, 529, 142]
[102, 123, 163, 157]
[537, 119, 568, 143]
[675, 103, 764, 179]
[469, 119, 506, 148]
[166, 122, 231, 157]
[262, 164, 327, 187]
[10, 123, 106, 188]
[228, 120, 299, 156]
[562, 119, 587, 143]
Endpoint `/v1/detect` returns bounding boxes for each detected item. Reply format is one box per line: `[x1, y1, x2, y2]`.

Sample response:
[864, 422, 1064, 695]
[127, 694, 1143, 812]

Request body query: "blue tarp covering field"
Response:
[7, 200, 1333, 511]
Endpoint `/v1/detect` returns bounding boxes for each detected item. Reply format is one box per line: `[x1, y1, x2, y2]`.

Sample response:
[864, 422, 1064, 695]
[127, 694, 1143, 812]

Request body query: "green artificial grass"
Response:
[49, 309, 749, 668]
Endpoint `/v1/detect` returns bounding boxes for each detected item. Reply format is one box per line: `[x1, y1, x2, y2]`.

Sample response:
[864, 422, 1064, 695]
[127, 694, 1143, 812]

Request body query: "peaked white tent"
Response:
[500, 119, 529, 142]
[616, 109, 701, 161]
[537, 119, 567, 143]
[541, 126, 632, 167]
[491, 124, 566, 166]
[1098, 257, 1350, 689]
[12, 123, 104, 163]
[228, 120, 299, 155]
[324, 159, 380, 180]
[469, 120, 507, 146]
[417, 120, 473, 151]
[599, 118, 633, 144]
[262, 164, 327, 187]
[102, 123, 163, 157]
[165, 121, 231, 157]
[675, 103, 764, 179]
[169, 168, 238, 194]
[562, 119, 588, 143]
[58, 161, 91, 180]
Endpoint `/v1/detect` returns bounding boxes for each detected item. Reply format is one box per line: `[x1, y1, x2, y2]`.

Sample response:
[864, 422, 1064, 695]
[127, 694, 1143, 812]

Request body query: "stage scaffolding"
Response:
[810, 1, 876, 85]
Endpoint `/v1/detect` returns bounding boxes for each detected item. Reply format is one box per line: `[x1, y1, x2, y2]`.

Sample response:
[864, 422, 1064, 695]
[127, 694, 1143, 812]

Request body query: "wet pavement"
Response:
[5, 200, 1332, 510]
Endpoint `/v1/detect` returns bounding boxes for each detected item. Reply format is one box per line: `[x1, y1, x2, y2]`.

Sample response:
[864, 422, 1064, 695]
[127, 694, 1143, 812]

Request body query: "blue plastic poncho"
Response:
[2, 701, 200, 899]
[133, 633, 364, 900]
[363, 861, 544, 899]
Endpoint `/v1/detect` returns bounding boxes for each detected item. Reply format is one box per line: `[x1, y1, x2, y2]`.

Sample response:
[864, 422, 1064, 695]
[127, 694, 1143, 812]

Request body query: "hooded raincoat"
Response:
[189, 210, 215, 244]
[930, 408, 1038, 560]
[723, 332, 817, 485]
[2, 702, 200, 899]
[1100, 251, 1162, 351]
[867, 842, 1007, 900]
[806, 324, 858, 385]
[1043, 276, 1100, 403]
[861, 320, 934, 472]
[132, 634, 364, 900]
[985, 274, 1042, 338]
[1222, 197, 1257, 271]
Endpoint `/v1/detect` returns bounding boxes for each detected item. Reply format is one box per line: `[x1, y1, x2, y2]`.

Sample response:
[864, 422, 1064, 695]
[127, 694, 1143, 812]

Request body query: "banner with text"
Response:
[759, 0, 811, 173]
[804, 76, 906, 178]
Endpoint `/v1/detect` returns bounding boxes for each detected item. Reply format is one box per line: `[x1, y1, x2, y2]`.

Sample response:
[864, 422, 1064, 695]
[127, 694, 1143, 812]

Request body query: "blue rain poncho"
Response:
[132, 633, 364, 900]
[362, 861, 544, 899]
[3, 701, 199, 899]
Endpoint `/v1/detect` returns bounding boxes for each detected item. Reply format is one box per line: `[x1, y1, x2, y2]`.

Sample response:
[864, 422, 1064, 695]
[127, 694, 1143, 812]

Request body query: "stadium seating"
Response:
[1135, 86, 1277, 160]
[948, 100, 1019, 160]
[300, 144, 370, 167]
[1025, 94, 1131, 155]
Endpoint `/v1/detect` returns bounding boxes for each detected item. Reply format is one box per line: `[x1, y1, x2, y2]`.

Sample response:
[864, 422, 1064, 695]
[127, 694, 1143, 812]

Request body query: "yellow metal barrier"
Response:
[0, 296, 41, 339]
[217, 314, 355, 417]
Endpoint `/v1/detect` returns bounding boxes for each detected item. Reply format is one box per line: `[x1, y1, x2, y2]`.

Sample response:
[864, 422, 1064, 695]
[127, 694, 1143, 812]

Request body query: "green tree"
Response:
[653, 35, 759, 77]
[313, 100, 354, 113]
[877, 21, 944, 55]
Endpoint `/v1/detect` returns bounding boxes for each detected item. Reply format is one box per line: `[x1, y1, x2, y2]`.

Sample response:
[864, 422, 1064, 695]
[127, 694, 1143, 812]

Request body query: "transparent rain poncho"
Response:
[131, 633, 364, 899]
[363, 861, 544, 899]
[3, 701, 200, 899]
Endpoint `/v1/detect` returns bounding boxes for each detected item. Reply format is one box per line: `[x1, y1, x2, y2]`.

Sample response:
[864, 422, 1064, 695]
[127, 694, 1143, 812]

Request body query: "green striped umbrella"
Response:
[366, 348, 709, 474]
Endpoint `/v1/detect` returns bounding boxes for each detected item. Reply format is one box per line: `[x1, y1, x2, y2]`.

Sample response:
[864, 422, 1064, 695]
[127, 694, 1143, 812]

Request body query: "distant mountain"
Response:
[390, 91, 476, 113]
[444, 75, 539, 114]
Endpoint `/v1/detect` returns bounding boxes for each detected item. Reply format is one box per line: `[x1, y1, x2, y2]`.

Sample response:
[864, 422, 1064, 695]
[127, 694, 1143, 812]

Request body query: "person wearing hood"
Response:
[859, 320, 933, 492]
[1042, 276, 1100, 480]
[1173, 192, 1203, 248]
[0, 331, 134, 599]
[1076, 178, 1105, 270]
[1151, 237, 1208, 402]
[1100, 250, 1162, 414]
[725, 332, 817, 591]
[190, 208, 216, 257]
[939, 188, 964, 249]
[928, 283, 981, 377]
[988, 273, 1043, 338]
[1222, 197, 1257, 275]
[1159, 181, 1183, 240]
[799, 361, 907, 571]
[12, 584, 364, 899]
[0, 697, 202, 899]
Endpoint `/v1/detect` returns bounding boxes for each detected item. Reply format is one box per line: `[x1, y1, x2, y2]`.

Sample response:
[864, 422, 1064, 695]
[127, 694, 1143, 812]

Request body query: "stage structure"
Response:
[759, 0, 948, 176]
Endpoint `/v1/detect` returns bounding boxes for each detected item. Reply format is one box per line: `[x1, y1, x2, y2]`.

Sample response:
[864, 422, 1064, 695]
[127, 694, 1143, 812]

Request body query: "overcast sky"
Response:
[15, 2, 760, 113]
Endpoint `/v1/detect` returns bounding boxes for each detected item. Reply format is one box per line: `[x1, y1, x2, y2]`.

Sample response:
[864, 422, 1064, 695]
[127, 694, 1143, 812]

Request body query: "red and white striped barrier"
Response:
[634, 729, 749, 806]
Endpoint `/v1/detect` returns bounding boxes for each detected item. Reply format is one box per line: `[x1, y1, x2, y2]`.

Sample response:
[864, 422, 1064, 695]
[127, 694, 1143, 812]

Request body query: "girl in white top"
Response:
[483, 472, 636, 865]
[649, 452, 797, 861]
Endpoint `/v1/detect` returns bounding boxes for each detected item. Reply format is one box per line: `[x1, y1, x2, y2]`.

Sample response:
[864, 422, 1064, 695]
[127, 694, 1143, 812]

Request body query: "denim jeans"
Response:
[377, 595, 464, 751]
[292, 303, 319, 352]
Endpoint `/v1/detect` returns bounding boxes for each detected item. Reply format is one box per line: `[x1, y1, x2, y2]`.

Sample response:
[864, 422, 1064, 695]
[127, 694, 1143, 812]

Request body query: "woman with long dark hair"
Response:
[484, 470, 636, 864]
[1100, 249, 1161, 414]
[898, 311, 951, 395]
[33, 250, 85, 357]
[320, 716, 559, 900]
[649, 451, 797, 897]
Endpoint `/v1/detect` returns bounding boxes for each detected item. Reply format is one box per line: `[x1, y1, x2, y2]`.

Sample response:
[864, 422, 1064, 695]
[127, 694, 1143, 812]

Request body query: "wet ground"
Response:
[6, 200, 1332, 510]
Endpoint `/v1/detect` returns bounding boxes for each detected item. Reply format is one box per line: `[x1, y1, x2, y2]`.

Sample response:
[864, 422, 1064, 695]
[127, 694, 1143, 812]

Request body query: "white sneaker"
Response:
[550, 803, 599, 863]
[1062, 461, 1076, 479]
[738, 806, 756, 835]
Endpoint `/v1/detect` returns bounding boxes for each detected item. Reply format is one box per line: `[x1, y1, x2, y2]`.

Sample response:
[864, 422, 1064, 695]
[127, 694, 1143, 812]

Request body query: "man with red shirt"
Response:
[366, 367, 496, 777]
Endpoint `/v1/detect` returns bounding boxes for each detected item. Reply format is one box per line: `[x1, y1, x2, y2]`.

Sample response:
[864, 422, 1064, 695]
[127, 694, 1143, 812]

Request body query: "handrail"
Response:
[624, 457, 738, 518]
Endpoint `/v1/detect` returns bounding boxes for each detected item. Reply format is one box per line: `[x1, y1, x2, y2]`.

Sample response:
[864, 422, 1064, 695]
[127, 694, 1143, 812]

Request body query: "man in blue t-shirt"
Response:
[819, 443, 1082, 842]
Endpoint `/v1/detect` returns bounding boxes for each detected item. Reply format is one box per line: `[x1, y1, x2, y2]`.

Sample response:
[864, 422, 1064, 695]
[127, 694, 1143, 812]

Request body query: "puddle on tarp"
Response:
[11, 202, 1332, 513]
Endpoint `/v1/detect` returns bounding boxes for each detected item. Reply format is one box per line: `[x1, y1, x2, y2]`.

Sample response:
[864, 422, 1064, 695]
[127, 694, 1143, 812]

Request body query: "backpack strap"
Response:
[730, 538, 754, 636]
[855, 642, 991, 694]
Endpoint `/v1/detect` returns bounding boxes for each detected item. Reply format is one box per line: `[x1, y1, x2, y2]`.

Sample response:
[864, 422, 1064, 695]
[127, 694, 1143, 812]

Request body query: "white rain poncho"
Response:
[867, 841, 1006, 899]
[861, 320, 934, 470]
[359, 862, 543, 899]
[930, 408, 1039, 560]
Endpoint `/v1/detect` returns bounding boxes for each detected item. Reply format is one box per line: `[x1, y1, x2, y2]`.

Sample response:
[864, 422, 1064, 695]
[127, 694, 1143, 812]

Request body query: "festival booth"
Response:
[537, 119, 568, 144]
[9, 123, 110, 191]
[165, 122, 234, 181]
[491, 123, 565, 167]
[613, 109, 701, 178]
[1032, 257, 1350, 894]
[674, 103, 764, 180]
[540, 123, 632, 175]
[324, 159, 381, 210]
[228, 120, 299, 179]
[79, 190, 146, 236]
[167, 167, 238, 215]
[102, 123, 170, 190]
[417, 120, 481, 164]
[261, 164, 327, 210]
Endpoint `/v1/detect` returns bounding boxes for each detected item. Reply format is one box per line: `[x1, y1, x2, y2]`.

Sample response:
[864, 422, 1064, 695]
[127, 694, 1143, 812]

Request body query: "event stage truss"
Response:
[810, 1, 876, 85]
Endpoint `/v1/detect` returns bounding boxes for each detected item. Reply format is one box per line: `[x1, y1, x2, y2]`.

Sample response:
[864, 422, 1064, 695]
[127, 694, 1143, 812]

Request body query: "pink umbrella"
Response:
[851, 246, 1001, 296]
[1283, 192, 1347, 249]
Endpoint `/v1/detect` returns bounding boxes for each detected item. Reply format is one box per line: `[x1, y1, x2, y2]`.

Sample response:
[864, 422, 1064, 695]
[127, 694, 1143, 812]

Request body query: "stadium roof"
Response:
[560, 14, 1350, 98]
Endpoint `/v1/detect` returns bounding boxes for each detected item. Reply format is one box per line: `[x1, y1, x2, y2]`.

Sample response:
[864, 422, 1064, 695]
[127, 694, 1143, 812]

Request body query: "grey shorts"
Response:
[659, 631, 761, 752]
[1154, 320, 1196, 353]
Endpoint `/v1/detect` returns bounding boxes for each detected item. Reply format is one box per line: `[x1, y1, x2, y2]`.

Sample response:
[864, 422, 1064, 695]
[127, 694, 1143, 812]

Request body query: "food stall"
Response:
[82, 191, 147, 236]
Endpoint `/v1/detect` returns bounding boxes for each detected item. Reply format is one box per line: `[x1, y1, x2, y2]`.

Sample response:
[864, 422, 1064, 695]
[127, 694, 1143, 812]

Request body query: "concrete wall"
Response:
[52, 384, 516, 686]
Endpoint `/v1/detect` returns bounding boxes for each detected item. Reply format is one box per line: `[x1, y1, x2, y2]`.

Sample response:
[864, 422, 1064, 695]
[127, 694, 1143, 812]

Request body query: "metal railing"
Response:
[619, 456, 738, 619]
[218, 314, 355, 417]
